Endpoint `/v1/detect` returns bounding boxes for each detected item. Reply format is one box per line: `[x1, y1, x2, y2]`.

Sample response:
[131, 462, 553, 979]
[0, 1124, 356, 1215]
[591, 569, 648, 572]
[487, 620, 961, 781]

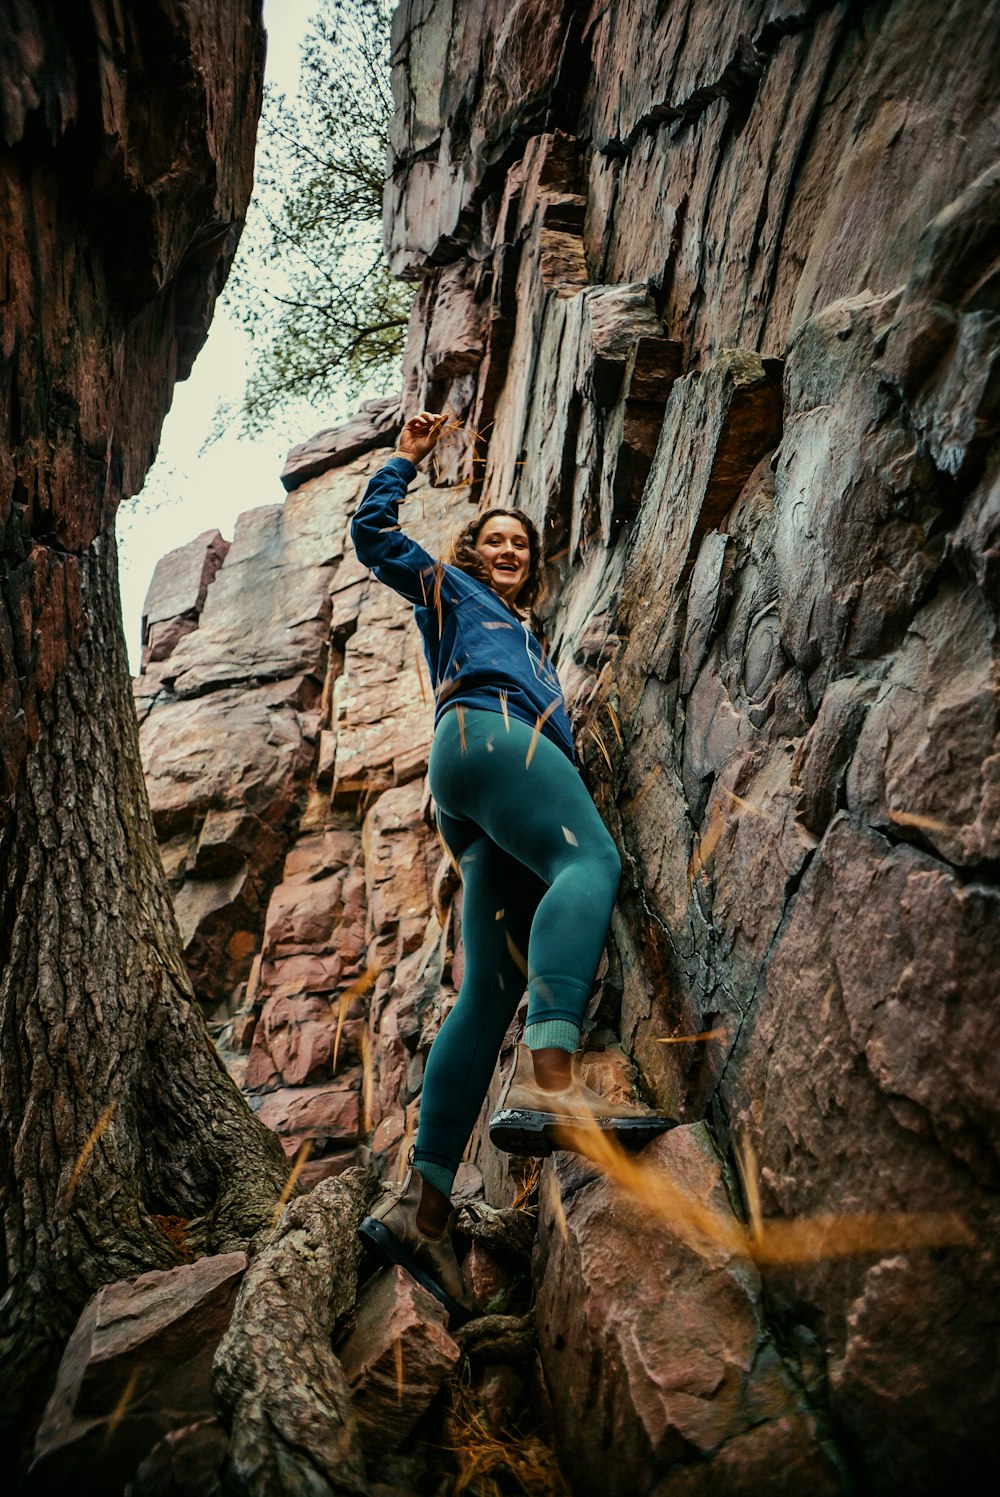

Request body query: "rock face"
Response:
[133, 2, 1000, 1493]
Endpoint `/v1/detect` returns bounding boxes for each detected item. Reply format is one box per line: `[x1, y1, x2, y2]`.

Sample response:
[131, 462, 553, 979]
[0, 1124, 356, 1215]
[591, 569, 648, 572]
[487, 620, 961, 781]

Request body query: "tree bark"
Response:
[0, 532, 289, 1421]
[214, 1167, 379, 1497]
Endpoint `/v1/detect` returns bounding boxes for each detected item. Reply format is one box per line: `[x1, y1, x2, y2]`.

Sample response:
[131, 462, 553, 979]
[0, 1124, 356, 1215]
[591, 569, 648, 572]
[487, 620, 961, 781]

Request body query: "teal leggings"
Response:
[412, 707, 621, 1194]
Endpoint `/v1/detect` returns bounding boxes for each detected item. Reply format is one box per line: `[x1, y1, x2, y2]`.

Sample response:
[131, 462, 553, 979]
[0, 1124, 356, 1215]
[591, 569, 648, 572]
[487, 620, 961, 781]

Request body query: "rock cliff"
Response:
[130, 2, 999, 1492]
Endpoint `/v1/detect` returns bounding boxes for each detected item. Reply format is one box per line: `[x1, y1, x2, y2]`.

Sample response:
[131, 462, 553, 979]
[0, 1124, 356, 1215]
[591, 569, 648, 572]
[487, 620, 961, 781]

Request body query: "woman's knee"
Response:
[583, 830, 621, 900]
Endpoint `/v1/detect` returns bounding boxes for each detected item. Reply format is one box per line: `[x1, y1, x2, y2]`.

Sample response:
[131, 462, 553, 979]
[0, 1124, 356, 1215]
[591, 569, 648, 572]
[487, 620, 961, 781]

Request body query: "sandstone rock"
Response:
[725, 814, 1000, 1489]
[140, 530, 230, 668]
[256, 1076, 362, 1154]
[847, 584, 999, 866]
[362, 782, 436, 959]
[32, 1254, 246, 1495]
[281, 395, 403, 491]
[423, 263, 487, 381]
[386, 3, 578, 276]
[159, 482, 349, 698]
[534, 1126, 836, 1496]
[476, 1363, 529, 1438]
[337, 1265, 461, 1449]
[246, 992, 365, 1089]
[129, 1417, 228, 1497]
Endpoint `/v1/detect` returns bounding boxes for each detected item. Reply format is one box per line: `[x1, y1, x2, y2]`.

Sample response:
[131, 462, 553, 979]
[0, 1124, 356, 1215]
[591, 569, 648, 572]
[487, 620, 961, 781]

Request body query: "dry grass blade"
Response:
[457, 703, 467, 752]
[547, 1171, 568, 1242]
[414, 646, 428, 706]
[890, 809, 953, 834]
[688, 806, 725, 883]
[271, 1139, 314, 1229]
[735, 1134, 764, 1247]
[819, 979, 837, 1026]
[433, 561, 444, 637]
[511, 1157, 542, 1211]
[332, 964, 378, 1074]
[499, 689, 510, 732]
[588, 725, 613, 773]
[554, 1119, 972, 1267]
[393, 1335, 405, 1405]
[448, 1382, 570, 1497]
[102, 1366, 141, 1444]
[505, 932, 528, 977]
[360, 1028, 375, 1135]
[751, 1209, 972, 1265]
[658, 1027, 727, 1045]
[63, 1099, 118, 1208]
[719, 785, 774, 820]
[605, 701, 623, 746]
[627, 761, 663, 810]
[525, 699, 560, 768]
[552, 1120, 745, 1258]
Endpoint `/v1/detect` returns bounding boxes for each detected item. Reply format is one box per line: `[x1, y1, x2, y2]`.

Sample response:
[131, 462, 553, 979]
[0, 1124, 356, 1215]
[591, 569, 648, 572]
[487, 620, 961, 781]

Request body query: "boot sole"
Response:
[488, 1108, 675, 1158]
[358, 1216, 473, 1328]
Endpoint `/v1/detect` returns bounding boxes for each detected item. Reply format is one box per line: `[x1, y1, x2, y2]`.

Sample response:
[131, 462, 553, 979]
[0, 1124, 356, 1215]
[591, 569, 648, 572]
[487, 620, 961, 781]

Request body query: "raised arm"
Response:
[351, 412, 447, 607]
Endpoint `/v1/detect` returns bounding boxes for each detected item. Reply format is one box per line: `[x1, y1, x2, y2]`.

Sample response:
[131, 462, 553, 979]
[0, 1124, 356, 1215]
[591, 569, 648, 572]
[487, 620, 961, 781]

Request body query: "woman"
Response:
[352, 412, 671, 1322]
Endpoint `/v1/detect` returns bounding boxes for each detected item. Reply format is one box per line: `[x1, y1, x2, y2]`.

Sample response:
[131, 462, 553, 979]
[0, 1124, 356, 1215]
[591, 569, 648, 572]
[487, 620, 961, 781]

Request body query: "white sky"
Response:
[116, 0, 372, 672]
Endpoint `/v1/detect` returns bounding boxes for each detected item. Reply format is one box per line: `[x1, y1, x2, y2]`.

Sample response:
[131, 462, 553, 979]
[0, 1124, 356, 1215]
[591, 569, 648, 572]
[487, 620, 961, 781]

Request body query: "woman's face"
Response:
[474, 514, 531, 602]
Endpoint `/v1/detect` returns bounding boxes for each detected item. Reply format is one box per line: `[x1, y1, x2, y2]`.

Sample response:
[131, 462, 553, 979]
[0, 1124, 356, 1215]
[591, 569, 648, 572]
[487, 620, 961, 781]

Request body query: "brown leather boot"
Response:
[358, 1168, 475, 1327]
[489, 1043, 676, 1157]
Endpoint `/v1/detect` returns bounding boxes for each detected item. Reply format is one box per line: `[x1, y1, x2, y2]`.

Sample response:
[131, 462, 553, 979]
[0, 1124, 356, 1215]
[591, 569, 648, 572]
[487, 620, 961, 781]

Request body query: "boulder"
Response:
[337, 1266, 461, 1449]
[31, 1254, 246, 1495]
[534, 1126, 838, 1497]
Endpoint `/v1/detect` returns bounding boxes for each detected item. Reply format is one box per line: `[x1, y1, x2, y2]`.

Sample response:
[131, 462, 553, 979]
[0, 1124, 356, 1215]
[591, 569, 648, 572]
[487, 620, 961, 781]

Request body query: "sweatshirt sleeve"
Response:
[350, 456, 440, 608]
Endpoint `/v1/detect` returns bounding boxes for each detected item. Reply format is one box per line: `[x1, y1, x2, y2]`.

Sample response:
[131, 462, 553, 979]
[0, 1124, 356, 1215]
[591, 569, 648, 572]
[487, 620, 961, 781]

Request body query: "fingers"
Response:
[406, 410, 446, 434]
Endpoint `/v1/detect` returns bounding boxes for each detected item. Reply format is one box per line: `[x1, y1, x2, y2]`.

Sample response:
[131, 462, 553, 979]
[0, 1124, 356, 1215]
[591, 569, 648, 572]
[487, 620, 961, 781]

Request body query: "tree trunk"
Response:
[0, 531, 289, 1421]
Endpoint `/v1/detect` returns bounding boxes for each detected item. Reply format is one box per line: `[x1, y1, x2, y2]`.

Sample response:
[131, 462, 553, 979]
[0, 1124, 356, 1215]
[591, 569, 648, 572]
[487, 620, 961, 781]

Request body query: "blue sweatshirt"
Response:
[351, 457, 576, 764]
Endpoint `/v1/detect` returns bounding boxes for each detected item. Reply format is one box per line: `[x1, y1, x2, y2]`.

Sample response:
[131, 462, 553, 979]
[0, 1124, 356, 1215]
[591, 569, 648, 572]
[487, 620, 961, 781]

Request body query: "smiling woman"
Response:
[349, 413, 673, 1325]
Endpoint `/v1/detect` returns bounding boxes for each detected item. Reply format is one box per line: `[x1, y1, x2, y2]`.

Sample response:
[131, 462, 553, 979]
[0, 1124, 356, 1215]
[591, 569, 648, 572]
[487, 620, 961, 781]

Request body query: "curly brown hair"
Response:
[445, 506, 545, 612]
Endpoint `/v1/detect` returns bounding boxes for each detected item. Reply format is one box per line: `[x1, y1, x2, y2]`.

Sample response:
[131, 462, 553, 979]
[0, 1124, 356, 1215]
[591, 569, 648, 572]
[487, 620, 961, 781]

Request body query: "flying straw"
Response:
[552, 1118, 971, 1266]
[393, 1336, 405, 1405]
[63, 1099, 118, 1209]
[525, 699, 560, 767]
[504, 932, 528, 977]
[271, 1139, 314, 1229]
[688, 805, 725, 883]
[734, 1133, 764, 1247]
[719, 785, 774, 820]
[890, 810, 953, 834]
[658, 1027, 727, 1044]
[413, 647, 428, 706]
[547, 1171, 569, 1242]
[360, 1028, 375, 1134]
[588, 724, 613, 773]
[332, 964, 379, 1074]
[102, 1367, 141, 1445]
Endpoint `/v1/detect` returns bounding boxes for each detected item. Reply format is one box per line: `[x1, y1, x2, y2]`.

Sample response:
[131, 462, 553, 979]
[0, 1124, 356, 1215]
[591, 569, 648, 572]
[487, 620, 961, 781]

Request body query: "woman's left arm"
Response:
[351, 458, 441, 608]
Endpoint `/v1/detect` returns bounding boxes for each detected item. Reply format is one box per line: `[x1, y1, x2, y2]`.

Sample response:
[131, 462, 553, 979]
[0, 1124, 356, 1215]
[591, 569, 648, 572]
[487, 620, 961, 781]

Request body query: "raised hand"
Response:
[393, 411, 448, 466]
